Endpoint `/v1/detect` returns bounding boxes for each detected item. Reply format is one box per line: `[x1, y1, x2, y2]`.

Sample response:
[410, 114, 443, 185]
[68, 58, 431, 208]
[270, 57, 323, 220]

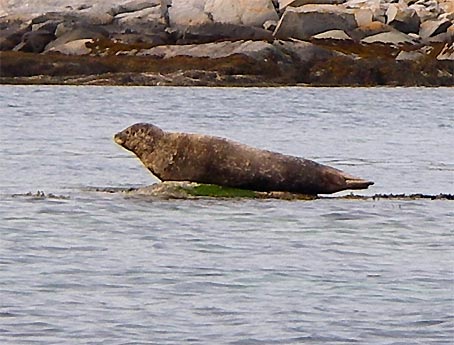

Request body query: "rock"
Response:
[437, 42, 454, 60]
[263, 20, 278, 31]
[419, 19, 453, 41]
[395, 49, 426, 61]
[409, 2, 443, 22]
[354, 8, 373, 26]
[77, 8, 114, 25]
[350, 21, 393, 41]
[47, 39, 93, 55]
[110, 32, 169, 46]
[14, 30, 56, 53]
[205, 0, 279, 27]
[117, 181, 317, 200]
[168, 0, 212, 26]
[278, 0, 346, 12]
[172, 23, 274, 44]
[361, 31, 418, 45]
[108, 0, 161, 16]
[274, 39, 340, 62]
[44, 26, 109, 52]
[439, 0, 454, 14]
[312, 29, 352, 40]
[344, 0, 385, 22]
[0, 22, 31, 51]
[137, 40, 282, 61]
[114, 6, 166, 33]
[386, 3, 420, 34]
[274, 5, 358, 40]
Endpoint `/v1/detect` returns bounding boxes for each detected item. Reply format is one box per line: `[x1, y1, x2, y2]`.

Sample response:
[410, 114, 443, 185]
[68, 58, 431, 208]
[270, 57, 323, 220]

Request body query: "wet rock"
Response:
[274, 5, 358, 40]
[361, 31, 418, 45]
[205, 0, 279, 27]
[14, 30, 56, 53]
[386, 3, 420, 34]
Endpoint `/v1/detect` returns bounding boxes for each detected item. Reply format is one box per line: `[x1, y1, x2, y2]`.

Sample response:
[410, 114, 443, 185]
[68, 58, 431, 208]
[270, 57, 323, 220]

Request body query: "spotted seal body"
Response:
[114, 123, 373, 195]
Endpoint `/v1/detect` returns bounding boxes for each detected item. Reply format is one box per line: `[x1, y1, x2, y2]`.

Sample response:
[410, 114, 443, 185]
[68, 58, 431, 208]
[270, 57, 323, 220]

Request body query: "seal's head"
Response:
[114, 123, 165, 155]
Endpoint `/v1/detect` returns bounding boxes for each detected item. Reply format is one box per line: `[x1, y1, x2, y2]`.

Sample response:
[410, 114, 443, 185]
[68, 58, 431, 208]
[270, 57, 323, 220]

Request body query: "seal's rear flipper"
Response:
[345, 178, 374, 190]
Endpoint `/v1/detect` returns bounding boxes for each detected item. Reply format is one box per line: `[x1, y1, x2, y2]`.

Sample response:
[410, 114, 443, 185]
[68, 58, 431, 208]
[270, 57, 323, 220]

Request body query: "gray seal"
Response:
[114, 123, 373, 195]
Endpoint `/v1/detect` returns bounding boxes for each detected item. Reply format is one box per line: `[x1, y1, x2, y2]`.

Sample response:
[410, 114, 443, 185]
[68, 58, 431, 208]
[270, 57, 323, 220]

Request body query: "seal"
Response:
[114, 123, 374, 195]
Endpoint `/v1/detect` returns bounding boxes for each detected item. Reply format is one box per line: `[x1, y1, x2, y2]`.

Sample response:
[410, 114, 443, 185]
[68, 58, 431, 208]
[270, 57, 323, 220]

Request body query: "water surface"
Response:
[0, 86, 453, 344]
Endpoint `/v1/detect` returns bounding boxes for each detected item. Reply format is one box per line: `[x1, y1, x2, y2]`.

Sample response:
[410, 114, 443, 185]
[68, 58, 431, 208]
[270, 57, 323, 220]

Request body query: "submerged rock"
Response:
[113, 181, 318, 200]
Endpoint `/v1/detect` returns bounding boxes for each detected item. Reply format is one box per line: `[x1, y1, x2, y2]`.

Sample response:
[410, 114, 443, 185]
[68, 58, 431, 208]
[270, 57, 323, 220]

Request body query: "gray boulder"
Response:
[0, 21, 31, 51]
[205, 0, 279, 27]
[114, 6, 166, 33]
[361, 31, 418, 45]
[14, 30, 56, 53]
[47, 39, 93, 55]
[170, 23, 274, 44]
[274, 5, 358, 40]
[108, 0, 161, 16]
[273, 39, 340, 63]
[386, 4, 420, 34]
[168, 0, 212, 26]
[395, 49, 426, 61]
[419, 19, 453, 41]
[45, 26, 109, 52]
[312, 29, 352, 40]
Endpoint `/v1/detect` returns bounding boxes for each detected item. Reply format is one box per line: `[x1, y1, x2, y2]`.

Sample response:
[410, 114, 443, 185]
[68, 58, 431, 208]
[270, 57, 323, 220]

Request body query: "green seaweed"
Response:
[184, 184, 258, 198]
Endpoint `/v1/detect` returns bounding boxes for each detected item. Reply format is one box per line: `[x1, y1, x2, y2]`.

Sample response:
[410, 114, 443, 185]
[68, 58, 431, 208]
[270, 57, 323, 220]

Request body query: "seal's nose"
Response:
[114, 133, 124, 145]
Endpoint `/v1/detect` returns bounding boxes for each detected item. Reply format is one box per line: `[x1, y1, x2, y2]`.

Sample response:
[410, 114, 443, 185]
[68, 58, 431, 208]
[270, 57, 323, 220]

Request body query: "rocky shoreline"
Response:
[1, 0, 453, 86]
